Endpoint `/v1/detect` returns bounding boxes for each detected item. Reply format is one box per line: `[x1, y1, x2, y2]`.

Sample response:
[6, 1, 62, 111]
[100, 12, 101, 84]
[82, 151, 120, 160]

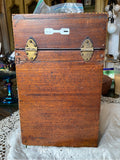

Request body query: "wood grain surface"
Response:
[13, 13, 107, 147]
[12, 13, 107, 49]
[15, 50, 105, 64]
[16, 60, 103, 147]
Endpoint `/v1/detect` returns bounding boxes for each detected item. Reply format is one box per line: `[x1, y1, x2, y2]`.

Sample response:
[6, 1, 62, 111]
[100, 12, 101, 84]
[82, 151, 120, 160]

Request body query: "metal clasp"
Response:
[81, 38, 94, 62]
[25, 37, 38, 61]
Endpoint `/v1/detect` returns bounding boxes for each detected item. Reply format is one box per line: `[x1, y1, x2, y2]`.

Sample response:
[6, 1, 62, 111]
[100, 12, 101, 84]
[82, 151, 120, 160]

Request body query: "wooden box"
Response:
[12, 13, 107, 147]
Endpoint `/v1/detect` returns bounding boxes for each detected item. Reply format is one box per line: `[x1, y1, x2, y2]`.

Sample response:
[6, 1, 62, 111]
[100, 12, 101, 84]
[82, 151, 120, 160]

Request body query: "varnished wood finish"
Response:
[17, 61, 102, 147]
[13, 13, 107, 147]
[15, 50, 105, 64]
[13, 13, 107, 49]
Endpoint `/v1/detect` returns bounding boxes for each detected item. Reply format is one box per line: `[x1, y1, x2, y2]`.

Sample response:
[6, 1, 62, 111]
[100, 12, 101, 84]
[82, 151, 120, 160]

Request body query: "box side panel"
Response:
[15, 51, 103, 146]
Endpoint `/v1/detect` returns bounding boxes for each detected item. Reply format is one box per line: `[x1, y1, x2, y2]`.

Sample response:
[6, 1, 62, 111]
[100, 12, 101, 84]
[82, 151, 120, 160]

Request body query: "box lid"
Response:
[12, 13, 107, 50]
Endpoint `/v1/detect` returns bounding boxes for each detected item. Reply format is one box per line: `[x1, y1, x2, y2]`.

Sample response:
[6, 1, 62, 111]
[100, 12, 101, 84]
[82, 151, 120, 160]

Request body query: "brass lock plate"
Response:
[81, 38, 94, 62]
[25, 37, 38, 61]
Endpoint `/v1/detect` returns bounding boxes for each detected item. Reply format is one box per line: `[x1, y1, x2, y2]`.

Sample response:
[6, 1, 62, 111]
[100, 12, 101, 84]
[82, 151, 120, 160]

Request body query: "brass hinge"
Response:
[81, 37, 94, 62]
[25, 37, 38, 61]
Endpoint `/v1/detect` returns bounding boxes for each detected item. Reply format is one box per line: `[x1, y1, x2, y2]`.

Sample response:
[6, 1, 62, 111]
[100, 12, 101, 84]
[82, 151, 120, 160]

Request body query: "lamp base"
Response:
[2, 96, 15, 104]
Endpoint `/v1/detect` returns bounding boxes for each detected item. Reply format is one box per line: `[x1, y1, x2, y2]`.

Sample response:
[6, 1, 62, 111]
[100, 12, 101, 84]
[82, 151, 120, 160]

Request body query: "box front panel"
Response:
[13, 13, 107, 147]
[16, 50, 103, 147]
